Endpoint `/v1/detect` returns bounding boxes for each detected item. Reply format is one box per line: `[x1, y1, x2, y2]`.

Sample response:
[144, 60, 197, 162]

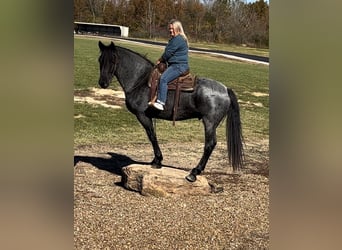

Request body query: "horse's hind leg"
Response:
[186, 119, 217, 182]
[136, 113, 163, 167]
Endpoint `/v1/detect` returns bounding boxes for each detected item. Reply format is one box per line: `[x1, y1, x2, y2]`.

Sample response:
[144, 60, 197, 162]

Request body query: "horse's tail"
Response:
[226, 88, 244, 171]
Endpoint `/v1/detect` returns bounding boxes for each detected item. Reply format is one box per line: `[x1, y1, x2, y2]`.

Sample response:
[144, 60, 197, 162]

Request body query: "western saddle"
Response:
[148, 63, 197, 125]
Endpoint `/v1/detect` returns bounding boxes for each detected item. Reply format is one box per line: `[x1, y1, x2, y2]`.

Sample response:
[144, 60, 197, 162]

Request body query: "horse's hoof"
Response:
[185, 173, 196, 182]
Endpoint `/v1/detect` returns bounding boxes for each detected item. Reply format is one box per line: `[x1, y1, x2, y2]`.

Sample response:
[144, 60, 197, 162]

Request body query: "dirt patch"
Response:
[251, 92, 269, 97]
[74, 87, 125, 109]
[238, 91, 268, 108]
[239, 100, 265, 108]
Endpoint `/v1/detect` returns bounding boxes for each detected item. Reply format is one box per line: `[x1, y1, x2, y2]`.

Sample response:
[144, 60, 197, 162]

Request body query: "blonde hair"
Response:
[169, 19, 189, 47]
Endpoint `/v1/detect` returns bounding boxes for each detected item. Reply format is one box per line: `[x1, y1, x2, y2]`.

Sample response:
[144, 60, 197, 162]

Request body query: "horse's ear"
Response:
[99, 41, 105, 51]
[109, 41, 116, 50]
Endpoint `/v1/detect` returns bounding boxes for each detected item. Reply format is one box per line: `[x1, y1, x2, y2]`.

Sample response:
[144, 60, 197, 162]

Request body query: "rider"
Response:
[149, 19, 189, 111]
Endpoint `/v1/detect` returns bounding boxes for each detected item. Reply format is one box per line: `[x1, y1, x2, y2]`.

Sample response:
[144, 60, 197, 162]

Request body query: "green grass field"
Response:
[74, 36, 269, 147]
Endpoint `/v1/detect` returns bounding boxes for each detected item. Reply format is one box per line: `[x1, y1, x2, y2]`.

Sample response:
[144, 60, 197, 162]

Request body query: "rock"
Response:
[121, 164, 211, 197]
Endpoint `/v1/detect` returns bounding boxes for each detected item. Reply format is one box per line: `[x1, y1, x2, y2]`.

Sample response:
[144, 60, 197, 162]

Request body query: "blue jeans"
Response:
[157, 63, 189, 104]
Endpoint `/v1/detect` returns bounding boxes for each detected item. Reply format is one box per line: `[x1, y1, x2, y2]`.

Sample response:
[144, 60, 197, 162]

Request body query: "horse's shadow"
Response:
[74, 152, 150, 176]
[74, 152, 187, 177]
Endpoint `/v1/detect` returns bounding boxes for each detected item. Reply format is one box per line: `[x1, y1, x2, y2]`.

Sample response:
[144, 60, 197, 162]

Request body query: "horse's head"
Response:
[98, 41, 118, 89]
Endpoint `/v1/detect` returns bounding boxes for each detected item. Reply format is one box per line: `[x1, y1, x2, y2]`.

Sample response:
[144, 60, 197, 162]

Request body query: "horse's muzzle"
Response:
[98, 79, 109, 89]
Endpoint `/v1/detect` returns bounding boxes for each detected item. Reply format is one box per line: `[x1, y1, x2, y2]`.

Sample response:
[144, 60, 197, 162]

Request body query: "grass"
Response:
[74, 36, 269, 147]
[123, 36, 269, 58]
[190, 42, 269, 57]
[74, 103, 145, 145]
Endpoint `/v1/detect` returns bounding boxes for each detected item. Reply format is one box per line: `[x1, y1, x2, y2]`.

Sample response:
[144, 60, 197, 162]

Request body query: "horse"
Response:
[98, 40, 244, 182]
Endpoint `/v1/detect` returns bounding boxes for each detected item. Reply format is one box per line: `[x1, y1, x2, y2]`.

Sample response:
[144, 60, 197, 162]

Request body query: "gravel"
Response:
[74, 141, 269, 249]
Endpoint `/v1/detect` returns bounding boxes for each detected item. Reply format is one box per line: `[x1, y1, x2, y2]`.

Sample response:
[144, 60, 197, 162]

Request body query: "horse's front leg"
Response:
[136, 113, 163, 168]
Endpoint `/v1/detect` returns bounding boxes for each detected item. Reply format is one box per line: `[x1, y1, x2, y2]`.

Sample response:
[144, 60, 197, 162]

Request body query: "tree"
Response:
[85, 0, 106, 23]
[246, 0, 269, 47]
[103, 1, 115, 24]
[183, 0, 206, 41]
[74, 0, 93, 22]
[73, 0, 269, 47]
[210, 0, 233, 42]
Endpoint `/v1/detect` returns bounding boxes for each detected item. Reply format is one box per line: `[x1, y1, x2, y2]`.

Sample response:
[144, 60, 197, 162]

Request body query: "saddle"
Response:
[148, 63, 197, 125]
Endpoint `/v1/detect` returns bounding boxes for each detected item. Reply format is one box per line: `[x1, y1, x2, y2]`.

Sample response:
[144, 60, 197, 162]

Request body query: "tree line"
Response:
[74, 0, 269, 48]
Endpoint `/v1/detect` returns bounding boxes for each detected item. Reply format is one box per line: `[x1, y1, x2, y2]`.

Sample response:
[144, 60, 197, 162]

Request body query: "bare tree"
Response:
[74, 0, 269, 47]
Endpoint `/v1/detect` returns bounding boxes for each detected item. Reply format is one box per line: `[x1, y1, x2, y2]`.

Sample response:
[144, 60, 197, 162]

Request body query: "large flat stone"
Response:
[121, 164, 211, 197]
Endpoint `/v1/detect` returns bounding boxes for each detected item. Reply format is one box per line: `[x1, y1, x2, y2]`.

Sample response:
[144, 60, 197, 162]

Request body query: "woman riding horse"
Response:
[150, 19, 190, 111]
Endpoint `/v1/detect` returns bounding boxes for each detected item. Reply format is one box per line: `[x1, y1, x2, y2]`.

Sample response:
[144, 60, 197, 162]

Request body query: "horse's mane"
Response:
[117, 46, 154, 67]
[116, 46, 154, 91]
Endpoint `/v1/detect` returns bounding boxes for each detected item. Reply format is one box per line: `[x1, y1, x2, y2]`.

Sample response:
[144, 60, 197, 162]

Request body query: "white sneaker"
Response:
[152, 102, 164, 110]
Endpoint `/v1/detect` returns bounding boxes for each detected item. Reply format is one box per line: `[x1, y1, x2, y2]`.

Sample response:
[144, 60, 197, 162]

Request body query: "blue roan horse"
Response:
[98, 41, 244, 182]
